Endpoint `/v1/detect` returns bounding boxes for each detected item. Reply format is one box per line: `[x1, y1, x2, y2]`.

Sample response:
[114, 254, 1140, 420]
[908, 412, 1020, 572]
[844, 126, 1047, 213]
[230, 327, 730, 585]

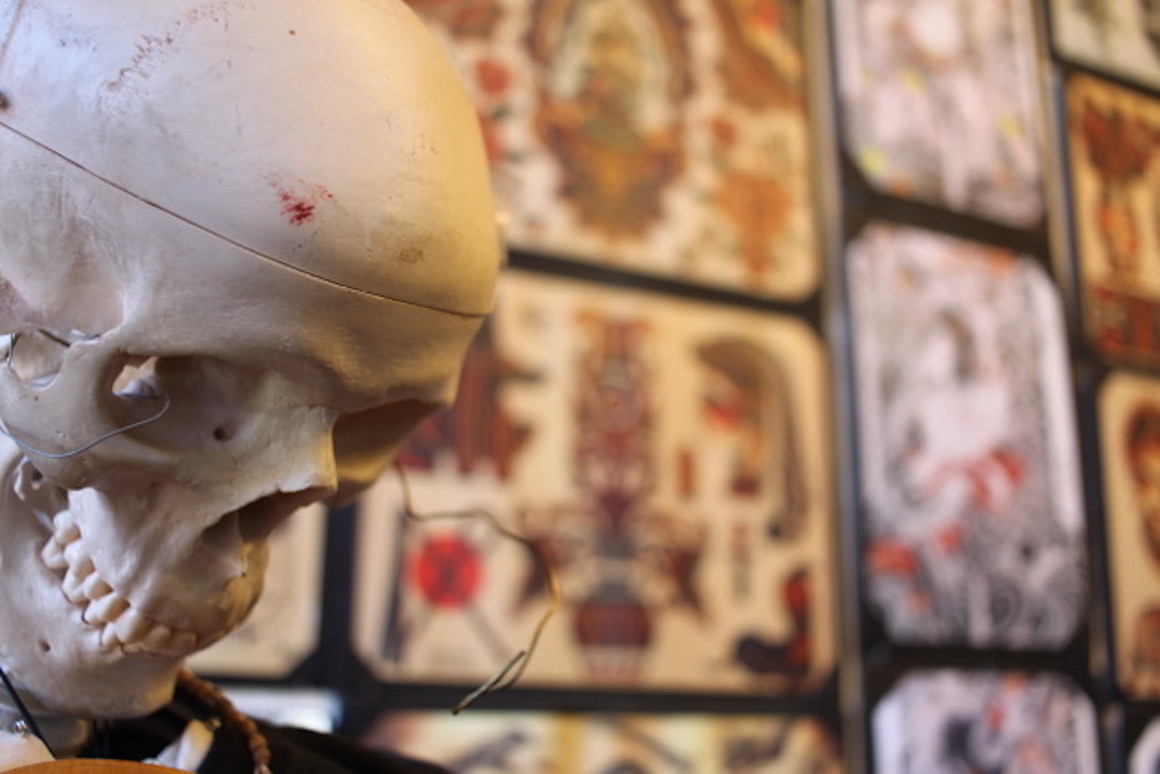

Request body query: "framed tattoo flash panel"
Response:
[404, 0, 820, 299]
[1066, 73, 1160, 369]
[871, 669, 1100, 773]
[361, 709, 842, 773]
[352, 271, 836, 695]
[1098, 370, 1160, 698]
[848, 222, 1087, 649]
[189, 505, 325, 678]
[1049, 0, 1160, 91]
[832, 0, 1045, 226]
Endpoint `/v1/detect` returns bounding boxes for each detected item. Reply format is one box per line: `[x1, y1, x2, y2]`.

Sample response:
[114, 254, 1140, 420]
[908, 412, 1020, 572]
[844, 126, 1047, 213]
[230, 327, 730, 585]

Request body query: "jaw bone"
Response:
[40, 511, 215, 659]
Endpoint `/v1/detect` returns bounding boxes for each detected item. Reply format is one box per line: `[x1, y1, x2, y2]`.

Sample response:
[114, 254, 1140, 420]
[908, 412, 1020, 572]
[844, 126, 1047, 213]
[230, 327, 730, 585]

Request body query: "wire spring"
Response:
[0, 330, 171, 460]
[0, 395, 170, 460]
[392, 463, 561, 714]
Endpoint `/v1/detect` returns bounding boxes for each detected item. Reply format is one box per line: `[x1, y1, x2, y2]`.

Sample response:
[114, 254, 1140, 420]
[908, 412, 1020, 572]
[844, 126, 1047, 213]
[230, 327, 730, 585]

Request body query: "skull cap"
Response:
[0, 0, 500, 316]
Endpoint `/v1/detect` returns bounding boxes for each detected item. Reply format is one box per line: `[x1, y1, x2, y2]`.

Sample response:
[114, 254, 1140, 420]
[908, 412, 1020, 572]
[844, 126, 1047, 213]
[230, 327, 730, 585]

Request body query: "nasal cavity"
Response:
[4, 329, 98, 388]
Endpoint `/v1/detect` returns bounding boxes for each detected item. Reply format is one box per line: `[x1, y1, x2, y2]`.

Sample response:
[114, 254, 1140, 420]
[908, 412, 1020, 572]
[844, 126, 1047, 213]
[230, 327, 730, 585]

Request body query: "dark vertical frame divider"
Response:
[1044, 0, 1160, 767]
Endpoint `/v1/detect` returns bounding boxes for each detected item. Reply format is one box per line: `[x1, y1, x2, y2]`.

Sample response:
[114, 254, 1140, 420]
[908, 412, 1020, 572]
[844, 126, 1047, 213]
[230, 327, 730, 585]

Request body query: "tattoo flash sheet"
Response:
[849, 223, 1086, 649]
[832, 0, 1044, 226]
[872, 670, 1099, 774]
[404, 0, 819, 298]
[1066, 73, 1160, 368]
[353, 271, 836, 694]
[1050, 0, 1160, 91]
[1099, 371, 1160, 698]
[362, 710, 842, 773]
[189, 505, 325, 677]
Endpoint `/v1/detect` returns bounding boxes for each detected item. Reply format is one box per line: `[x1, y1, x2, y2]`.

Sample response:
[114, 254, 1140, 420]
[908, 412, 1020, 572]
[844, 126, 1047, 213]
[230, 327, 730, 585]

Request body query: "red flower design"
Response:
[475, 58, 511, 98]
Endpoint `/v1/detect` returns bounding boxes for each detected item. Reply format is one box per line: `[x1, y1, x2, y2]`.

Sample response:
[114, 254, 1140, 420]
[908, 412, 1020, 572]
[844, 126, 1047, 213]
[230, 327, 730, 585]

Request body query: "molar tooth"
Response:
[40, 539, 67, 571]
[99, 624, 121, 652]
[113, 609, 151, 645]
[141, 624, 174, 653]
[82, 575, 112, 601]
[85, 593, 128, 625]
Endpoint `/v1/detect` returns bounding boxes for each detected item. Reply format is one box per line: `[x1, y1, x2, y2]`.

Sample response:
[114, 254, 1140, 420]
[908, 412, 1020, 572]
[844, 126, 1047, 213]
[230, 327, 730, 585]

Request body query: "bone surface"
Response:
[0, 0, 499, 733]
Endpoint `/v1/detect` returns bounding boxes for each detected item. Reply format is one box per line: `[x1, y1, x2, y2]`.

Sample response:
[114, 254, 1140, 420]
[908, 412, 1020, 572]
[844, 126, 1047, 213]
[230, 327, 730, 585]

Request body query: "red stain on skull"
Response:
[279, 192, 316, 225]
[269, 178, 335, 226]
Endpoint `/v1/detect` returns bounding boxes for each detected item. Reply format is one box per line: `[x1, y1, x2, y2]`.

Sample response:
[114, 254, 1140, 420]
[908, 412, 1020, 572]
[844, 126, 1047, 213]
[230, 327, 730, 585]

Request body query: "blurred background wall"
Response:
[194, 1, 1160, 771]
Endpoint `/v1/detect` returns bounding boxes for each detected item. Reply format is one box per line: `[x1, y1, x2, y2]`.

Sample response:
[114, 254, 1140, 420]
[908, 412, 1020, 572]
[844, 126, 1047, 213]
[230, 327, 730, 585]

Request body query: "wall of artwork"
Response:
[191, 0, 1160, 771]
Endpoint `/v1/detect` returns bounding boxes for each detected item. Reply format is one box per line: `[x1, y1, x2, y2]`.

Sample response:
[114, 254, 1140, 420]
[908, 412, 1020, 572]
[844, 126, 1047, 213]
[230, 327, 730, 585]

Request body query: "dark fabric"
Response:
[76, 685, 450, 774]
[199, 720, 451, 774]
[79, 690, 212, 763]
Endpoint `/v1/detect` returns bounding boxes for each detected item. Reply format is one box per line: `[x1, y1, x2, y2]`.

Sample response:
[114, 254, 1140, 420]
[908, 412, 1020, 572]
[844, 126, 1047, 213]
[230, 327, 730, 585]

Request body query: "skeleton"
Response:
[0, 0, 499, 760]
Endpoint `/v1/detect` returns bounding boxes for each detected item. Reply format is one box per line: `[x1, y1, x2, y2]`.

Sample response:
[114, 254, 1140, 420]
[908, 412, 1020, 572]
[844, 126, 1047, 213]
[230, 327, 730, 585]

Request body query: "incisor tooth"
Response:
[63, 542, 91, 573]
[114, 609, 151, 645]
[52, 512, 80, 545]
[86, 593, 128, 625]
[40, 539, 67, 571]
[82, 575, 112, 600]
[62, 575, 87, 605]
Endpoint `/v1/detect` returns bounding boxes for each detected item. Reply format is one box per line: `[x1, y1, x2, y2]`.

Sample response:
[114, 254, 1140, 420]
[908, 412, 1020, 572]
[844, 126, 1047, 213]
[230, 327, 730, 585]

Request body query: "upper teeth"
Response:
[40, 511, 205, 658]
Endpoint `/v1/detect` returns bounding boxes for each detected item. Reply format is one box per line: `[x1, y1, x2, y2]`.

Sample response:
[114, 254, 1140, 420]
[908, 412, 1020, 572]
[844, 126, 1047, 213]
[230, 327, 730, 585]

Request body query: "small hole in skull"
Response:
[212, 424, 235, 442]
[37, 640, 50, 653]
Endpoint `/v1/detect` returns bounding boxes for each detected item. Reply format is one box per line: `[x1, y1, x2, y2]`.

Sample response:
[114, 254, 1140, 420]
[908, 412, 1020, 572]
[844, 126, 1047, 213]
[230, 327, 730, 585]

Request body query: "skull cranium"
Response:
[0, 0, 499, 718]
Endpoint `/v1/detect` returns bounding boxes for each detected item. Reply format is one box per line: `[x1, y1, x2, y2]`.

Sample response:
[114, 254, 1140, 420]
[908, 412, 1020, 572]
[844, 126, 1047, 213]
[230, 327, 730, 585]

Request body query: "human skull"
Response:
[0, 0, 499, 717]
